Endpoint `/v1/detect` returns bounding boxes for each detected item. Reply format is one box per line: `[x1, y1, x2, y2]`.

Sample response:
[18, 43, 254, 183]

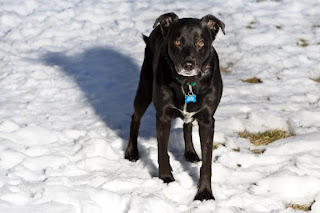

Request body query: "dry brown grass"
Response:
[313, 77, 320, 83]
[297, 38, 309, 47]
[286, 201, 314, 211]
[250, 148, 266, 154]
[238, 129, 291, 146]
[246, 21, 256, 29]
[242, 77, 262, 84]
[233, 148, 240, 152]
[220, 62, 234, 73]
[213, 143, 225, 150]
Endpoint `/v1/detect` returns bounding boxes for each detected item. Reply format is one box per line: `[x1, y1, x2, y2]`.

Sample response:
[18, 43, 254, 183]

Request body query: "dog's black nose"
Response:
[183, 61, 195, 71]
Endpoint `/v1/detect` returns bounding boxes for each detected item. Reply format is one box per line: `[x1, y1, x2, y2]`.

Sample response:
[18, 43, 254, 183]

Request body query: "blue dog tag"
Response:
[185, 94, 196, 103]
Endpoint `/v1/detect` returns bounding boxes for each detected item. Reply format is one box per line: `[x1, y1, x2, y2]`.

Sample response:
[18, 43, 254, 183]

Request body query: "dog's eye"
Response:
[196, 40, 205, 48]
[174, 39, 181, 46]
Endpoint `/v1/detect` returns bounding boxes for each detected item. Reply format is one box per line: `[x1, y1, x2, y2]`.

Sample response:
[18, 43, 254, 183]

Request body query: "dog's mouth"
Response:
[175, 64, 201, 77]
[176, 68, 200, 77]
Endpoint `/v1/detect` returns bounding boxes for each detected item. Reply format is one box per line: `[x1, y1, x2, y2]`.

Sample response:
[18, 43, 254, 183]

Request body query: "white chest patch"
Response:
[177, 104, 198, 123]
[181, 110, 197, 123]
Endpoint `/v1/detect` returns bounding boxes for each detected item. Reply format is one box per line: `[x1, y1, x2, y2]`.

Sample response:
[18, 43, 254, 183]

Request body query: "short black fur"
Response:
[125, 12, 225, 201]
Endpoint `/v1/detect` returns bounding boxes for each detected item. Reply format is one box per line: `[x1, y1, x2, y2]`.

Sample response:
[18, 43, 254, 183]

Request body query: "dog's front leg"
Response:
[156, 114, 174, 183]
[194, 116, 215, 201]
[184, 123, 200, 163]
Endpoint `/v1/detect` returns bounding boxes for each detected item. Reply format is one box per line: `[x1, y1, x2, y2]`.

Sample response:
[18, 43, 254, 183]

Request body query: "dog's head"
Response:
[154, 13, 225, 77]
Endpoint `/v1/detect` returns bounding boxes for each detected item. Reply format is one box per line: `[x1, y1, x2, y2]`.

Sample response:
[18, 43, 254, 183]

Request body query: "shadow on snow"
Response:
[42, 47, 199, 181]
[42, 47, 156, 143]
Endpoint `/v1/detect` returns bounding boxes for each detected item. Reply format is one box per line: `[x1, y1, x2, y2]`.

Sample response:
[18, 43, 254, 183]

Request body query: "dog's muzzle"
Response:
[177, 68, 200, 77]
[176, 60, 200, 76]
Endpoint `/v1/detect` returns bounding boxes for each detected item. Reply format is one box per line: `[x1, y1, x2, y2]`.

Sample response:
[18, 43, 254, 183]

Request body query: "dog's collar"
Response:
[175, 77, 196, 87]
[175, 75, 198, 104]
[174, 76, 197, 103]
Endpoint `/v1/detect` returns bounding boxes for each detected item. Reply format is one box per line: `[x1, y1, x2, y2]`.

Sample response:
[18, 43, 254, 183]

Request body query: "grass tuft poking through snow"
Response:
[250, 148, 266, 154]
[220, 62, 234, 73]
[297, 38, 309, 47]
[312, 77, 320, 83]
[238, 129, 291, 145]
[213, 143, 225, 150]
[246, 20, 257, 29]
[286, 201, 314, 211]
[242, 76, 262, 84]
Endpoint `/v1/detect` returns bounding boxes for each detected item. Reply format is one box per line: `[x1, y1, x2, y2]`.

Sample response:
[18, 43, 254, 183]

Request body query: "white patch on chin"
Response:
[177, 68, 199, 77]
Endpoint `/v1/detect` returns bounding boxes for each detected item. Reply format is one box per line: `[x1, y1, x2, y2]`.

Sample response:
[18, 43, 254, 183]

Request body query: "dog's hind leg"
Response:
[124, 86, 151, 161]
[183, 123, 200, 162]
[125, 46, 153, 162]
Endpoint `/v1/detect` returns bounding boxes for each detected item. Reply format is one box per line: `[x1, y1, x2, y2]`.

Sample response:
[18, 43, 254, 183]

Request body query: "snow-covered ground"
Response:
[0, 0, 320, 212]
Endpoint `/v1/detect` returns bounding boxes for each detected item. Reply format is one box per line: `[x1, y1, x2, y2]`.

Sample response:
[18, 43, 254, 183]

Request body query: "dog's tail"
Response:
[142, 34, 148, 44]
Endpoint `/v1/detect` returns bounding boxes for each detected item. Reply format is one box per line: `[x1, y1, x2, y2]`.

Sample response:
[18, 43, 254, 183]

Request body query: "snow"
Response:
[0, 0, 319, 212]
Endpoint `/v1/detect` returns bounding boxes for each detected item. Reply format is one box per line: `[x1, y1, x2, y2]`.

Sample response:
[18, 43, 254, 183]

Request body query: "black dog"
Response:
[125, 12, 225, 201]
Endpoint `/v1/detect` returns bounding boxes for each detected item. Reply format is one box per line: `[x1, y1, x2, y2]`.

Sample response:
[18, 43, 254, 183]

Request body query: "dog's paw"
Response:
[162, 177, 175, 183]
[160, 173, 175, 183]
[124, 148, 139, 162]
[185, 151, 200, 163]
[194, 189, 215, 201]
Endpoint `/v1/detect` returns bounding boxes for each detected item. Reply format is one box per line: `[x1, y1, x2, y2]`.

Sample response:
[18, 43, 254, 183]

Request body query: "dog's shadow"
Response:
[42, 47, 156, 144]
[42, 47, 199, 182]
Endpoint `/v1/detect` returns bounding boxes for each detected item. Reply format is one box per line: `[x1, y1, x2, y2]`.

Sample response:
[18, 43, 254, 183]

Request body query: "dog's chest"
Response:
[172, 85, 200, 123]
[181, 109, 196, 123]
[177, 104, 198, 123]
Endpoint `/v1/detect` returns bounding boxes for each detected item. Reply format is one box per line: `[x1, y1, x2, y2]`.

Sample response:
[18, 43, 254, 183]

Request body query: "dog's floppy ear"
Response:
[153, 12, 179, 38]
[201, 14, 225, 39]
